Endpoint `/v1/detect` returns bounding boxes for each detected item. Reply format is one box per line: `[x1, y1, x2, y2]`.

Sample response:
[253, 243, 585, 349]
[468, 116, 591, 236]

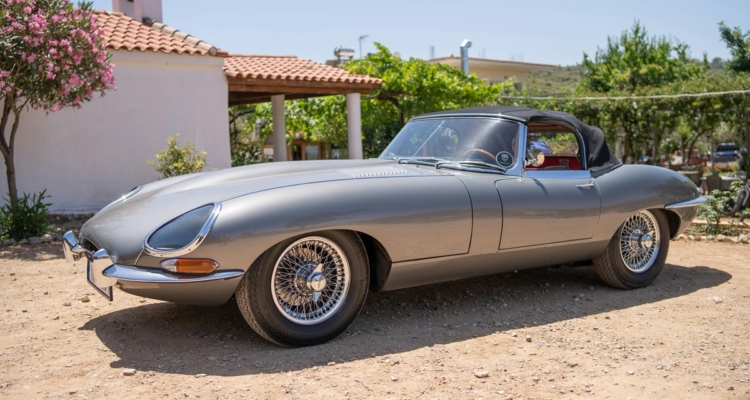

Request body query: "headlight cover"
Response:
[143, 203, 221, 257]
[98, 186, 142, 213]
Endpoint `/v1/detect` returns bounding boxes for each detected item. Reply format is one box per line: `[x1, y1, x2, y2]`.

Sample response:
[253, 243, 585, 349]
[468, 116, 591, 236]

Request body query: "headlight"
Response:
[144, 203, 221, 257]
[98, 186, 142, 213]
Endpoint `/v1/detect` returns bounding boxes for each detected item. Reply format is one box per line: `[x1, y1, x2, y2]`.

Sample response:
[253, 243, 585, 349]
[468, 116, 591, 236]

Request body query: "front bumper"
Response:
[665, 196, 708, 238]
[62, 231, 244, 305]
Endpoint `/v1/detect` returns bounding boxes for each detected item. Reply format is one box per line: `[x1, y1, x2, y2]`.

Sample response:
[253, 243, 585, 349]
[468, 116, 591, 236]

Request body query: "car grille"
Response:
[81, 238, 99, 253]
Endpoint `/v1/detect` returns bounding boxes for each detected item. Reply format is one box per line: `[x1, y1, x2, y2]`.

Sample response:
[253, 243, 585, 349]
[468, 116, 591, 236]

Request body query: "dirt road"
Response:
[1, 241, 749, 399]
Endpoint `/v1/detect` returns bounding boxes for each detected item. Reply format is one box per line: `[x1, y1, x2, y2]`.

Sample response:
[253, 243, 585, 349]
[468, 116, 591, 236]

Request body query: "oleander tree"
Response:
[0, 0, 115, 209]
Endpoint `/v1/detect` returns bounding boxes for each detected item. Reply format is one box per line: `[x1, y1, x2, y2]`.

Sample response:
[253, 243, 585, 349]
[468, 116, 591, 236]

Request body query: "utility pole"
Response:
[358, 35, 369, 59]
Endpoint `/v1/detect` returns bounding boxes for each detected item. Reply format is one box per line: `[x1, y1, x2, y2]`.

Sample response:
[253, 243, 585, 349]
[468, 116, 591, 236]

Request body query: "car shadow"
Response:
[80, 262, 730, 376]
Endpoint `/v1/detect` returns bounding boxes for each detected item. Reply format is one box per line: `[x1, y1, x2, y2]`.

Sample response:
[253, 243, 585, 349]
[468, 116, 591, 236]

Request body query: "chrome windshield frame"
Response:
[382, 116, 526, 177]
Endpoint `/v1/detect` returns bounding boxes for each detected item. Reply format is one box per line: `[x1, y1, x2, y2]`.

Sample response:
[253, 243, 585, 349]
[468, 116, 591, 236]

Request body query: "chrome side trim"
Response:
[409, 114, 527, 123]
[103, 264, 244, 284]
[142, 202, 222, 258]
[665, 196, 707, 210]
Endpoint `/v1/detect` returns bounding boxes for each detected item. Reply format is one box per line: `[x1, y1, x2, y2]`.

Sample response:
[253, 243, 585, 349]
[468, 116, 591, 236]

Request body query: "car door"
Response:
[496, 171, 601, 249]
[495, 125, 601, 250]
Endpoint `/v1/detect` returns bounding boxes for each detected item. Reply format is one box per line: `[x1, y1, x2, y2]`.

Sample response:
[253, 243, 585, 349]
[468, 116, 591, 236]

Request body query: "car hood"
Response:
[80, 159, 441, 263]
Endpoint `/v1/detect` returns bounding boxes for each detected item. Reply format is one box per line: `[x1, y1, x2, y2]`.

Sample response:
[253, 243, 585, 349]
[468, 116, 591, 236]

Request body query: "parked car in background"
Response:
[713, 143, 740, 163]
[665, 149, 708, 167]
[63, 106, 705, 347]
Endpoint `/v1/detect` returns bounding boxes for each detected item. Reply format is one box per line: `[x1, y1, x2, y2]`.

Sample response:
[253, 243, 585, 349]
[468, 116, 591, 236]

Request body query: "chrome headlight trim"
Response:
[99, 186, 142, 213]
[142, 203, 222, 258]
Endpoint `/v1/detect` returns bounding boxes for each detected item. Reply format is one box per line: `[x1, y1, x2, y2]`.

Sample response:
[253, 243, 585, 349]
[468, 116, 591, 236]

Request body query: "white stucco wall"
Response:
[0, 50, 230, 212]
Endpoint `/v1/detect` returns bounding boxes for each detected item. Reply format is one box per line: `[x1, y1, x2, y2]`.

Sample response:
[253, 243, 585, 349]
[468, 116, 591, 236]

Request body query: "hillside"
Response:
[524, 65, 581, 95]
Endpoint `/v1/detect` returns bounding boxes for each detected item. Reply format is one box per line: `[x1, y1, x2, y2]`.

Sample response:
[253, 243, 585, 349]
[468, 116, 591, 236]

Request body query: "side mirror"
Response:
[526, 148, 545, 167]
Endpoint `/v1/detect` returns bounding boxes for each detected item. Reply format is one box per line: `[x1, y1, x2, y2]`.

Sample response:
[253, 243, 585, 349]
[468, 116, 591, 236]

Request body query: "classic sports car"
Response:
[63, 106, 705, 347]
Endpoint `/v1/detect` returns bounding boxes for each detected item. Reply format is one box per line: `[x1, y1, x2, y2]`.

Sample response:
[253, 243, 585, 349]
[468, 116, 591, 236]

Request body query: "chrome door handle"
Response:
[576, 182, 595, 189]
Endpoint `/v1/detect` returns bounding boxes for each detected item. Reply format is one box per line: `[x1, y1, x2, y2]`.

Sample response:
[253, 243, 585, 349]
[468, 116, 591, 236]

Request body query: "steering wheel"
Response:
[462, 148, 497, 163]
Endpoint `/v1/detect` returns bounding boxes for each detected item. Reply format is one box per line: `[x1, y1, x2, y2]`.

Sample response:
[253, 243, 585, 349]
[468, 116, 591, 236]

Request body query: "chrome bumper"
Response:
[103, 264, 244, 283]
[63, 231, 117, 300]
[664, 196, 707, 239]
[665, 196, 708, 210]
[62, 230, 244, 303]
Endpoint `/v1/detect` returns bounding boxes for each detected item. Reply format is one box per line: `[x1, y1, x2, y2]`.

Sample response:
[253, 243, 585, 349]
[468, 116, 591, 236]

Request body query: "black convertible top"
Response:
[414, 106, 620, 172]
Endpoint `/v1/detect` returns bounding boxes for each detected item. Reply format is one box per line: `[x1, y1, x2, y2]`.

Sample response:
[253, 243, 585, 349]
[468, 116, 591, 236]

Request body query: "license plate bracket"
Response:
[87, 260, 113, 301]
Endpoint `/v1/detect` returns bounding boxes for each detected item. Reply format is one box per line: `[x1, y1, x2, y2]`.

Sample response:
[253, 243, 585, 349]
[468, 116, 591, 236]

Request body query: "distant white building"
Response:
[1, 0, 379, 212]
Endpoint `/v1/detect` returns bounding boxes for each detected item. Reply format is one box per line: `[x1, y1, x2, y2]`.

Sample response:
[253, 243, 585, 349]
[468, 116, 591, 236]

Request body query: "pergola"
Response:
[224, 55, 382, 161]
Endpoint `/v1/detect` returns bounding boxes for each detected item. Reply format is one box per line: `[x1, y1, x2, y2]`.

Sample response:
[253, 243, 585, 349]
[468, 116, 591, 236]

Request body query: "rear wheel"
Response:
[235, 231, 369, 347]
[594, 209, 669, 289]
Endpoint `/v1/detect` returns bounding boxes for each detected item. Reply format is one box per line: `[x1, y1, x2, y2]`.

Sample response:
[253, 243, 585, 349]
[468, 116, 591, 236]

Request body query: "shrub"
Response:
[0, 190, 52, 240]
[696, 180, 749, 235]
[149, 134, 207, 179]
[231, 136, 264, 167]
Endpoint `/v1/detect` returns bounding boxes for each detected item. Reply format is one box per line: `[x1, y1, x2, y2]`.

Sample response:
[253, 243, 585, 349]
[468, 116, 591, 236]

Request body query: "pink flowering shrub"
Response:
[0, 0, 115, 207]
[0, 0, 115, 111]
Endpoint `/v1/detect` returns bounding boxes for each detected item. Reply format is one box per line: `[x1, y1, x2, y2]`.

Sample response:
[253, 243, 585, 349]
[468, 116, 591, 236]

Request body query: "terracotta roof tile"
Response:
[95, 10, 226, 57]
[224, 55, 382, 86]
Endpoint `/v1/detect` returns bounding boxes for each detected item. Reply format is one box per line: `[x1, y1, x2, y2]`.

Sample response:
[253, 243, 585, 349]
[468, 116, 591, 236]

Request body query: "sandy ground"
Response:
[1, 240, 749, 400]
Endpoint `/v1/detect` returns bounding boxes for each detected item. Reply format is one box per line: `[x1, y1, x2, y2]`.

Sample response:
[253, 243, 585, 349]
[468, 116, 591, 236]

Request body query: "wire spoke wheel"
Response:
[618, 210, 661, 273]
[271, 237, 350, 325]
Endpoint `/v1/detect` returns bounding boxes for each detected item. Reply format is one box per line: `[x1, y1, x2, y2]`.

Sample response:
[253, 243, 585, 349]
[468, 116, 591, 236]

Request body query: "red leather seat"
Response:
[527, 156, 581, 170]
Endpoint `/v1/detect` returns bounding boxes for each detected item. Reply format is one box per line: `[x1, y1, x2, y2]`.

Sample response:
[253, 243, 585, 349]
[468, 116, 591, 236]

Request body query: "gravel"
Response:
[0, 241, 747, 399]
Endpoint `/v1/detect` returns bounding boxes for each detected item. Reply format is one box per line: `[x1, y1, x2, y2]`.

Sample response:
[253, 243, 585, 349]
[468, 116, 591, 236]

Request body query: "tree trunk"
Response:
[0, 95, 20, 209]
[621, 125, 632, 164]
[651, 132, 662, 166]
[686, 132, 705, 167]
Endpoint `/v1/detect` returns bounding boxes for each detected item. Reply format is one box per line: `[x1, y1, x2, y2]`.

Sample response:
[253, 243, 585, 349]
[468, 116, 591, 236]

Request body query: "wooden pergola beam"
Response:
[228, 92, 321, 106]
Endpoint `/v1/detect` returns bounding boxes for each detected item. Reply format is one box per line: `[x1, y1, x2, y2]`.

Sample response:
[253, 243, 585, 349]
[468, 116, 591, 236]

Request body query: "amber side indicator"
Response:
[160, 258, 219, 274]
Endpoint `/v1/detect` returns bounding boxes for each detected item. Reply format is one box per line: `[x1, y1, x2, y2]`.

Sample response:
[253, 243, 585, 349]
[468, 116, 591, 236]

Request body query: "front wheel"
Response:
[235, 231, 369, 347]
[593, 209, 669, 289]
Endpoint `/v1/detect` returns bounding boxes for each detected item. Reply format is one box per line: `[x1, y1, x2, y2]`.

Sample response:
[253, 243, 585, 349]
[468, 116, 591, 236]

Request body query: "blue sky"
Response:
[90, 0, 749, 66]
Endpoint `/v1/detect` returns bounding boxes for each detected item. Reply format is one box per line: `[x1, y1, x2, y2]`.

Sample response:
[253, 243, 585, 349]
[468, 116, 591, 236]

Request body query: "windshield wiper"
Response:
[437, 160, 507, 173]
[397, 157, 445, 166]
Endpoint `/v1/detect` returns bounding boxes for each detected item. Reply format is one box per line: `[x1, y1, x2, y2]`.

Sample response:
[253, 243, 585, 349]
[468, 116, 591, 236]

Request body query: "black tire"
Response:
[593, 209, 670, 289]
[731, 188, 747, 216]
[235, 231, 369, 347]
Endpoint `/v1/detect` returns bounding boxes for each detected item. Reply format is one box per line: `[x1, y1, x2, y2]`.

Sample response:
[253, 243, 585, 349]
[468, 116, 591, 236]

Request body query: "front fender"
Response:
[142, 175, 473, 273]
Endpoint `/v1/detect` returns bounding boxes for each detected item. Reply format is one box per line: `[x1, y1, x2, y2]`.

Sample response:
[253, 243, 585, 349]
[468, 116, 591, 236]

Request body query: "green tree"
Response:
[718, 22, 750, 73]
[255, 43, 515, 158]
[718, 22, 750, 163]
[228, 105, 266, 166]
[579, 21, 707, 162]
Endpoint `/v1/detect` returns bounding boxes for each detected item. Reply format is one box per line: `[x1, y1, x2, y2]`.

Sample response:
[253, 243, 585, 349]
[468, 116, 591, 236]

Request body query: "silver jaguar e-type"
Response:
[63, 106, 705, 347]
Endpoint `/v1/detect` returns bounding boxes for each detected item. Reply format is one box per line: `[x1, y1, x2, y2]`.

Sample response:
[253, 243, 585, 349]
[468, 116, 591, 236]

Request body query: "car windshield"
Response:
[379, 118, 520, 169]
